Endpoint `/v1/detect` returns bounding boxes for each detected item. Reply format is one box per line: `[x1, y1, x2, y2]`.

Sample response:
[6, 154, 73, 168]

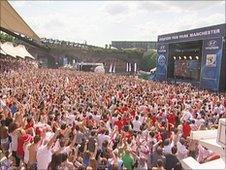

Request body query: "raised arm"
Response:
[83, 139, 89, 152]
[69, 131, 77, 148]
[47, 129, 60, 149]
[153, 140, 162, 149]
[92, 142, 98, 158]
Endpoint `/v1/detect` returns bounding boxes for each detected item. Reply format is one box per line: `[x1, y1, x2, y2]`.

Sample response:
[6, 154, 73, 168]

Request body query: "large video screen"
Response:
[174, 60, 200, 80]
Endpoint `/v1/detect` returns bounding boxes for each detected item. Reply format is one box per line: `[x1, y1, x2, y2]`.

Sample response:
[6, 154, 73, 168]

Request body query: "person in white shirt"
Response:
[213, 103, 225, 116]
[111, 114, 118, 125]
[97, 130, 110, 149]
[37, 131, 59, 170]
[0, 98, 6, 109]
[92, 111, 101, 122]
[0, 95, 10, 112]
[195, 114, 205, 128]
[139, 113, 146, 124]
[163, 139, 172, 154]
[176, 138, 189, 160]
[132, 116, 142, 132]
[180, 109, 192, 122]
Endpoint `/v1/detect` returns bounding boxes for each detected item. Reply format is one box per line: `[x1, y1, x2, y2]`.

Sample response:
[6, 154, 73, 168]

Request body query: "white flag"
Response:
[109, 63, 112, 73]
[134, 63, 137, 72]
[113, 63, 116, 73]
[129, 63, 132, 72]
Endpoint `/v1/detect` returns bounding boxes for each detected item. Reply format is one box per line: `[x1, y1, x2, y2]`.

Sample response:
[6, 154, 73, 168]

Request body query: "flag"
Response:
[109, 63, 113, 73]
[129, 63, 132, 72]
[134, 63, 137, 72]
[113, 63, 116, 73]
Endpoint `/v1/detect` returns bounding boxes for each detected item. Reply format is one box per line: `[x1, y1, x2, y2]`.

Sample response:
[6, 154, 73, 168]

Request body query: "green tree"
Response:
[0, 32, 16, 42]
[141, 49, 157, 71]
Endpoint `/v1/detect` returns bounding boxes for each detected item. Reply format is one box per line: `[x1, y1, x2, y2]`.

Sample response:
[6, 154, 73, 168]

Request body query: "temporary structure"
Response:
[0, 42, 17, 58]
[0, 42, 7, 56]
[0, 42, 35, 59]
[14, 45, 35, 59]
[94, 65, 105, 73]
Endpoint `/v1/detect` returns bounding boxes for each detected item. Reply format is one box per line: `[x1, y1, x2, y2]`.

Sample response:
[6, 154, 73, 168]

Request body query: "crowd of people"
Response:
[0, 58, 225, 170]
[0, 57, 38, 73]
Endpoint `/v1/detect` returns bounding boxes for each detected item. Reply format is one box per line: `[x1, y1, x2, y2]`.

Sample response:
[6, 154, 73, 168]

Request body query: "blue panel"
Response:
[200, 37, 223, 91]
[155, 44, 169, 81]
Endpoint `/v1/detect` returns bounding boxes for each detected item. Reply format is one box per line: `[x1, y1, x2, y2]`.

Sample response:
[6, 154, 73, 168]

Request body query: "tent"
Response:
[0, 42, 17, 58]
[0, 42, 7, 56]
[94, 65, 105, 73]
[0, 42, 35, 59]
[14, 44, 35, 59]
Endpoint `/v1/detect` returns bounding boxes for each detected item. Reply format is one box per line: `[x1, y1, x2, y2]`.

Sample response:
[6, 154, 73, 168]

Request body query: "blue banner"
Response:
[155, 44, 169, 81]
[200, 37, 223, 91]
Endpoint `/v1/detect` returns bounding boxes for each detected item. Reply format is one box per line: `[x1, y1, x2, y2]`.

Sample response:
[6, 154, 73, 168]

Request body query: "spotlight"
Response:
[179, 56, 182, 60]
[196, 56, 199, 60]
[189, 56, 192, 60]
[173, 56, 176, 60]
[184, 56, 187, 59]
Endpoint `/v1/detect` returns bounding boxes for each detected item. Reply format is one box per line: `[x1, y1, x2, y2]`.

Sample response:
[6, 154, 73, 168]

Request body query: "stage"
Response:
[155, 24, 226, 91]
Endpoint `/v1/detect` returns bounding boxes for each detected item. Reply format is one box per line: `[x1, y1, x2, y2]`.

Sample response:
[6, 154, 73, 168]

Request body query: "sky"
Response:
[10, 1, 225, 47]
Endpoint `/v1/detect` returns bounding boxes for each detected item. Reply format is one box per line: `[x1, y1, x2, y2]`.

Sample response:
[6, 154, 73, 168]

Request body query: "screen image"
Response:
[174, 60, 200, 80]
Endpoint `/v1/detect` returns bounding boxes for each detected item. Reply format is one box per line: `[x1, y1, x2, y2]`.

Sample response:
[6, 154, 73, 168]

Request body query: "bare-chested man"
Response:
[26, 135, 41, 170]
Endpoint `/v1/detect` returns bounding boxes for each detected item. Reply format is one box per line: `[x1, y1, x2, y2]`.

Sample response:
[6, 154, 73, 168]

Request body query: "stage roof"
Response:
[0, 1, 40, 41]
[158, 23, 226, 44]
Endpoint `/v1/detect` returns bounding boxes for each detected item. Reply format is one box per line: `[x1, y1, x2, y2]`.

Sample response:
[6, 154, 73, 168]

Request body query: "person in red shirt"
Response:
[114, 117, 124, 132]
[151, 113, 157, 125]
[25, 117, 34, 130]
[129, 109, 136, 118]
[167, 112, 176, 127]
[17, 129, 33, 164]
[122, 113, 132, 126]
[156, 131, 162, 142]
[182, 121, 191, 139]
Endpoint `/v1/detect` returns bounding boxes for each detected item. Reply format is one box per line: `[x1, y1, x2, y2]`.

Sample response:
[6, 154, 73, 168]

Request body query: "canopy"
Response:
[14, 44, 35, 59]
[0, 42, 35, 59]
[0, 1, 40, 41]
[0, 42, 17, 58]
[0, 42, 7, 56]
